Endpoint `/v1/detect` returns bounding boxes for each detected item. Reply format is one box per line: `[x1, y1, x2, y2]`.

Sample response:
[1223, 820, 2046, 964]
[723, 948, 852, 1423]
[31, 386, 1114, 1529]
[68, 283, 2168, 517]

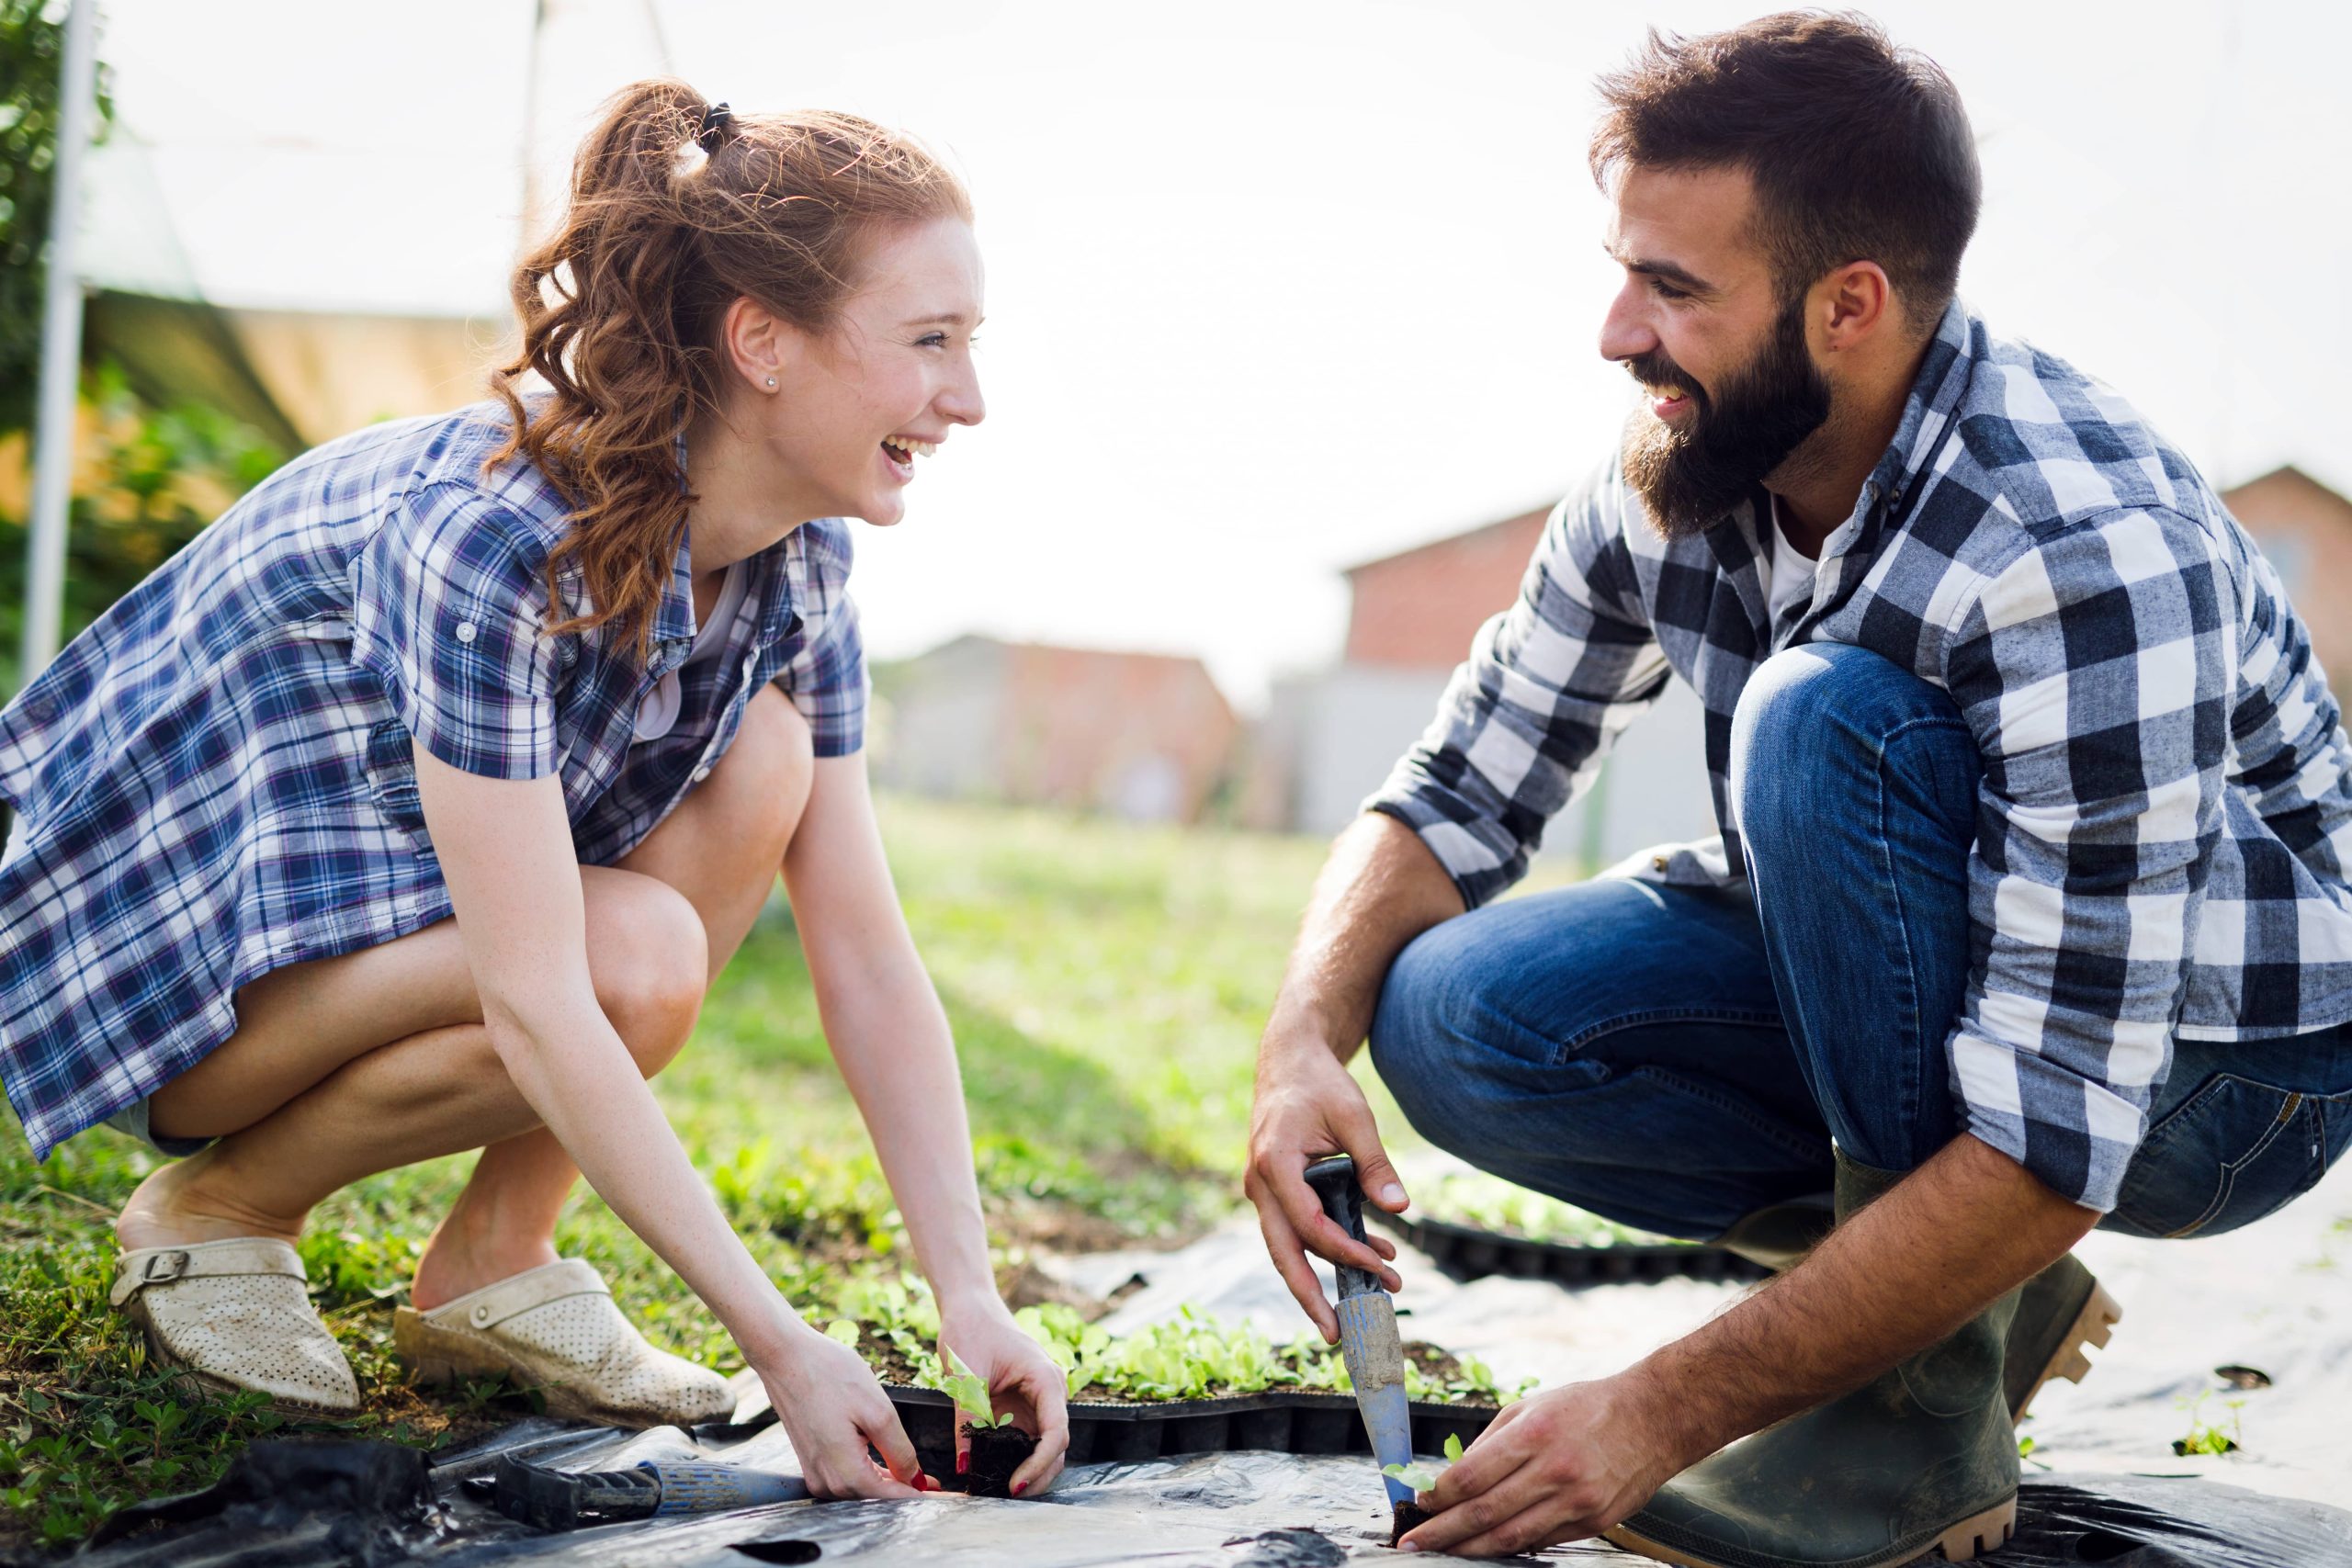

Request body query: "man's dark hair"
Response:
[1589, 11, 1981, 333]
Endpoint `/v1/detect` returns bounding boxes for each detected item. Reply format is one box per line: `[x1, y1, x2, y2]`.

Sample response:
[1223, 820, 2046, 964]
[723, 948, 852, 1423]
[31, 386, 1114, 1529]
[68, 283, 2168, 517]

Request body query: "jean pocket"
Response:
[2106, 1073, 2330, 1239]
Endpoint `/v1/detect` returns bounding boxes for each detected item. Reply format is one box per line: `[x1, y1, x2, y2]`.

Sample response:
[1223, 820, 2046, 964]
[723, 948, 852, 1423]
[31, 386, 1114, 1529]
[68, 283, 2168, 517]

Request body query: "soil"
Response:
[1390, 1499, 1433, 1547]
[962, 1420, 1039, 1498]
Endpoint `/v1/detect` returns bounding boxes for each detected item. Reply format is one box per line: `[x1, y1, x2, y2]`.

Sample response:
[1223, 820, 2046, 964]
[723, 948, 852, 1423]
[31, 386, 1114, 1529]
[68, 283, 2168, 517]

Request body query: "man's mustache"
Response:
[1623, 352, 1710, 416]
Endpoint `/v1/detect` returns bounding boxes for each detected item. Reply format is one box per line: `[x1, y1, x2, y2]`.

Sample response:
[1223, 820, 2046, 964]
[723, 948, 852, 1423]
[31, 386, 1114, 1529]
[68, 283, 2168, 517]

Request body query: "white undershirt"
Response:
[1758, 494, 1818, 641]
[632, 560, 749, 742]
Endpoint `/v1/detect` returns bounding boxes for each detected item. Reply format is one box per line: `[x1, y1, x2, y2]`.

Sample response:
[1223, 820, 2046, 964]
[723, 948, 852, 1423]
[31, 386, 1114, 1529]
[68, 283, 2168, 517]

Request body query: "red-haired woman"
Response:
[0, 83, 1065, 1498]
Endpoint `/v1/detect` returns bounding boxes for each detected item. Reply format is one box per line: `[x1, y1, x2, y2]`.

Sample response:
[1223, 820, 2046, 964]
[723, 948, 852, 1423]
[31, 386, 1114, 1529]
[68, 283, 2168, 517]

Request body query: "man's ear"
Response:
[1815, 261, 1894, 353]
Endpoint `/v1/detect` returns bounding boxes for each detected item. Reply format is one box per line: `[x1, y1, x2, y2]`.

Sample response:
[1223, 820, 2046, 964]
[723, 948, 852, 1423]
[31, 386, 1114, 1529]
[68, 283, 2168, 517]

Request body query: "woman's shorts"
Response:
[100, 1095, 217, 1158]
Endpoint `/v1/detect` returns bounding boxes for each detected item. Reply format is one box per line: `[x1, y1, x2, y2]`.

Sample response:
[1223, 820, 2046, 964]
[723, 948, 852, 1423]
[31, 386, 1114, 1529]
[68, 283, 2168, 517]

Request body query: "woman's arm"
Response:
[784, 753, 1069, 1490]
[414, 750, 926, 1498]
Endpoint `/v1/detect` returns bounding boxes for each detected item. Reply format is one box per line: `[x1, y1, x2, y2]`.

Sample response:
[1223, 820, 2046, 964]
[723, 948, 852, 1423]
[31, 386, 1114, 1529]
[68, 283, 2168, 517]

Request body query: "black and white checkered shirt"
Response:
[1371, 301, 2352, 1211]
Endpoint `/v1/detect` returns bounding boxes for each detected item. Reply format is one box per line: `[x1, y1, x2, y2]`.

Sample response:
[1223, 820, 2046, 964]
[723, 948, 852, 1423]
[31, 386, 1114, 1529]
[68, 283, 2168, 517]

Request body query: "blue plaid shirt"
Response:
[0, 400, 865, 1158]
[1372, 302, 2352, 1212]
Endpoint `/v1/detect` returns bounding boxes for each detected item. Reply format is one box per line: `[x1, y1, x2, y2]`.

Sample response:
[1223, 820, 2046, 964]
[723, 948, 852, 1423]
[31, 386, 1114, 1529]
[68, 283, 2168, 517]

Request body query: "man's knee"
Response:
[1730, 643, 1965, 858]
[588, 874, 707, 1076]
[1368, 918, 1523, 1152]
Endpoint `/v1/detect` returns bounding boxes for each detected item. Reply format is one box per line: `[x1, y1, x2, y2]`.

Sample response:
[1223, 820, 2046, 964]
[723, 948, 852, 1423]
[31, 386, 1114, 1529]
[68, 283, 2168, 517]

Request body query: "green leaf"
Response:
[1442, 1432, 1464, 1461]
[1383, 1461, 1442, 1493]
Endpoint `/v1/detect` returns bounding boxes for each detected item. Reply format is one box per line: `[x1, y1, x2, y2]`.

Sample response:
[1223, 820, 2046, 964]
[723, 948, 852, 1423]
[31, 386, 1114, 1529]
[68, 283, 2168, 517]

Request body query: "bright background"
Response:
[82, 0, 2352, 706]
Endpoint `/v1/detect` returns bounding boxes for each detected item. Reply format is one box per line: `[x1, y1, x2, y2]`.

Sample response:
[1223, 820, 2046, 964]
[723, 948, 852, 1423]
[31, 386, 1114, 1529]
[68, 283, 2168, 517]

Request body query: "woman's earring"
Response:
[763, 376, 777, 390]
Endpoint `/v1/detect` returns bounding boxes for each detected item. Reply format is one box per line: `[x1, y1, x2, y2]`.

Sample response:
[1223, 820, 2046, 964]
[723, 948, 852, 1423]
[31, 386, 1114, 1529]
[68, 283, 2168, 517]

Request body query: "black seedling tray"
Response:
[1369, 1208, 1770, 1285]
[882, 1384, 1499, 1471]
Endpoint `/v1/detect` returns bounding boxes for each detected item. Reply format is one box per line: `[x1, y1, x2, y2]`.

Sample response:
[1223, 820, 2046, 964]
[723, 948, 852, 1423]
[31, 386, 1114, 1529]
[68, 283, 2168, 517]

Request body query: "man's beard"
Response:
[1620, 294, 1833, 540]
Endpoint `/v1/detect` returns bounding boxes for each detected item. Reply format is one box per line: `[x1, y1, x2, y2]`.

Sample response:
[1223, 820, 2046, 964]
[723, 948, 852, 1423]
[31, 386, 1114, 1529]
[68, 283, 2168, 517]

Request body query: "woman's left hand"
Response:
[939, 1301, 1070, 1495]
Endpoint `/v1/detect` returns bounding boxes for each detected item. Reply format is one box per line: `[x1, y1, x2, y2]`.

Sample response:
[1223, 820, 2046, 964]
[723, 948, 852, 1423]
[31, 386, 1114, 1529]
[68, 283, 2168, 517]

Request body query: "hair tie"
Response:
[695, 102, 732, 153]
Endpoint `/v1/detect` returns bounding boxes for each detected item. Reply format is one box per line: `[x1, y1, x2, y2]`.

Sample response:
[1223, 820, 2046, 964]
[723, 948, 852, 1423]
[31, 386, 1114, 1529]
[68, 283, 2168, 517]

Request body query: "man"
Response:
[1246, 13, 2352, 1567]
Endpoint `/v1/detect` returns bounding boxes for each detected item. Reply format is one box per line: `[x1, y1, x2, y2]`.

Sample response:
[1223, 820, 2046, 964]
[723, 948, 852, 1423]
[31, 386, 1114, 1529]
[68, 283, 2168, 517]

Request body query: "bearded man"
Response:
[1245, 13, 2352, 1566]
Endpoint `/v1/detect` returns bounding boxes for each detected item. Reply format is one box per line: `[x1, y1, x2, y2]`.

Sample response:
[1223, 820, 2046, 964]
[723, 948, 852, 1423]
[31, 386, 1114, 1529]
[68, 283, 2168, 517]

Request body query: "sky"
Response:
[79, 0, 2352, 708]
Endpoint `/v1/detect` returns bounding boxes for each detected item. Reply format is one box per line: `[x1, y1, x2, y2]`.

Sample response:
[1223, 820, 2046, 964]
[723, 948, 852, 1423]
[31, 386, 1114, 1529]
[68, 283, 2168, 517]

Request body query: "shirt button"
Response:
[692, 766, 711, 783]
[454, 622, 478, 644]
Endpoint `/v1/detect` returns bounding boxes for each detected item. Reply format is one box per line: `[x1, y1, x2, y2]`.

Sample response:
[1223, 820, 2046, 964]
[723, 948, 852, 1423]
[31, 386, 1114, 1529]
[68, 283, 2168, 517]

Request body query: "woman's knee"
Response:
[714, 688, 815, 858]
[584, 872, 709, 1075]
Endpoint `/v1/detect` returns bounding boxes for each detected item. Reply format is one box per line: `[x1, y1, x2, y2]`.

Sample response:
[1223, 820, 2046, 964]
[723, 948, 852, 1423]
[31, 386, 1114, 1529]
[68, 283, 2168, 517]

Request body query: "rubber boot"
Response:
[1713, 1198, 2120, 1423]
[1713, 1200, 1833, 1271]
[1605, 1155, 2020, 1568]
[2004, 1251, 2121, 1423]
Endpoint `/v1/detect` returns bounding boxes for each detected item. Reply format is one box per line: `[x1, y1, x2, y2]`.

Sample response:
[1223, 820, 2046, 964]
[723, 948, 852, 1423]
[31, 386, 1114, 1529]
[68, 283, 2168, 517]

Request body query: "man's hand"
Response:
[1397, 1372, 1689, 1557]
[1244, 813, 1464, 1340]
[1245, 1036, 1406, 1340]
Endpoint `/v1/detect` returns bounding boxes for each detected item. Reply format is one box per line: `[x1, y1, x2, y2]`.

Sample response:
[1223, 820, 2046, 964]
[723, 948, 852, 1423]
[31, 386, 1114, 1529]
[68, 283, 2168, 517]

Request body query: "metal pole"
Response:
[20, 0, 101, 682]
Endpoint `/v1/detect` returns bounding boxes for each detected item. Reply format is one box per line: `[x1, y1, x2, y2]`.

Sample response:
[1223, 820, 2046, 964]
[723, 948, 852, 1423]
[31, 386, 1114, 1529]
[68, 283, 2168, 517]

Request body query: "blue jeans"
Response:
[1372, 644, 2352, 1242]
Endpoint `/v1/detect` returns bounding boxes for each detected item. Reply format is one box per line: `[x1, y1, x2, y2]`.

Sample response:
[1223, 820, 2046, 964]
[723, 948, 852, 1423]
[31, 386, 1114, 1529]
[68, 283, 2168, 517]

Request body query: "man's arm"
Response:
[1400, 1135, 2094, 1554]
[1245, 811, 1463, 1339]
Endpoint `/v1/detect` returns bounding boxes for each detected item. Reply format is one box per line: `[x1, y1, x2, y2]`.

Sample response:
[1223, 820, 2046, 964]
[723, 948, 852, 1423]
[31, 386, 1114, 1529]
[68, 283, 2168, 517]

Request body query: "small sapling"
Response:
[1385, 1432, 1464, 1545]
[931, 1349, 1037, 1498]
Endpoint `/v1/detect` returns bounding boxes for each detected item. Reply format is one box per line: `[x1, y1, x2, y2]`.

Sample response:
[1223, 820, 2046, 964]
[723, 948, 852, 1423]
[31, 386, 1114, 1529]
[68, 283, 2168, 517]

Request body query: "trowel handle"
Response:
[1303, 1153, 1380, 1299]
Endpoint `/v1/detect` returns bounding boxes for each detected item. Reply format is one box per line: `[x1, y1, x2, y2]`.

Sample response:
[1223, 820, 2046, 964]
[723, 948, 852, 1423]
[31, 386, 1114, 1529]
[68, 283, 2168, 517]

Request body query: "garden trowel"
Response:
[1304, 1153, 1415, 1506]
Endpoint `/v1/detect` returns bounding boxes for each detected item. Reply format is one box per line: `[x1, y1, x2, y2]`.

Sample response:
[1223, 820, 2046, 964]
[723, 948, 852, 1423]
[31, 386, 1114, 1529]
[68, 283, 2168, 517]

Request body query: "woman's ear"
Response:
[722, 296, 786, 393]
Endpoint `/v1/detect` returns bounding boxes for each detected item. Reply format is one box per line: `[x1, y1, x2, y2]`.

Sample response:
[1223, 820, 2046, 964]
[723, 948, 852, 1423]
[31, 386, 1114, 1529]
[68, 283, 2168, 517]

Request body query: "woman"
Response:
[0, 81, 1066, 1499]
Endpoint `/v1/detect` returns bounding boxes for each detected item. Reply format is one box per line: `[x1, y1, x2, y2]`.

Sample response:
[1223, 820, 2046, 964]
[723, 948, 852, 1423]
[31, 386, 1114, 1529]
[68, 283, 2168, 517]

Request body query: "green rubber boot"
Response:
[1713, 1198, 2120, 1424]
[1607, 1156, 2020, 1568]
[2004, 1250, 2121, 1424]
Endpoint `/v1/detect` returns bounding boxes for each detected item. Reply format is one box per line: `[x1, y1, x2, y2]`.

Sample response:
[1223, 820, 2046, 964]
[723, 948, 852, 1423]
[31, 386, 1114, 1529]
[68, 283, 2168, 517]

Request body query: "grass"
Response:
[1, 795, 1499, 1552]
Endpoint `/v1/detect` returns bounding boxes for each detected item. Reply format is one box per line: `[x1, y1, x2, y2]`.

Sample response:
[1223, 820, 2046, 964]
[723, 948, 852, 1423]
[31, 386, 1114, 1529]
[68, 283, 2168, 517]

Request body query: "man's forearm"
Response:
[1262, 811, 1464, 1064]
[1636, 1134, 2098, 1463]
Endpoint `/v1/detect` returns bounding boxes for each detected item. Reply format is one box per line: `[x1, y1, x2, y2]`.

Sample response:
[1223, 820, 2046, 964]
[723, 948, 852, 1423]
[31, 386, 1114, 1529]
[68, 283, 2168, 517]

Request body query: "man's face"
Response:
[1600, 164, 1831, 538]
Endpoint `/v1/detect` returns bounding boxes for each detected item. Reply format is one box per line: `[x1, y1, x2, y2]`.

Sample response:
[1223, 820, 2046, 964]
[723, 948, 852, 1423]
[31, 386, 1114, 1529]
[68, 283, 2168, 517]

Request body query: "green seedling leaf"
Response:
[1442, 1432, 1464, 1461]
[1384, 1461, 1442, 1494]
[823, 1319, 862, 1348]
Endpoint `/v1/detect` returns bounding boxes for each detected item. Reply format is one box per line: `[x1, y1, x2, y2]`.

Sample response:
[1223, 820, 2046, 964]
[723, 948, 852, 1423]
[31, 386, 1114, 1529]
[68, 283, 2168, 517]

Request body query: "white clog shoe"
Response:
[109, 1238, 362, 1416]
[392, 1258, 733, 1428]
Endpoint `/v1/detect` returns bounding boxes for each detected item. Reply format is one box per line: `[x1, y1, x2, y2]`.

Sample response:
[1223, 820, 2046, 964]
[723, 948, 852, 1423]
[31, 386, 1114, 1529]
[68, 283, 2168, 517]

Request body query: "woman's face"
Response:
[763, 216, 986, 528]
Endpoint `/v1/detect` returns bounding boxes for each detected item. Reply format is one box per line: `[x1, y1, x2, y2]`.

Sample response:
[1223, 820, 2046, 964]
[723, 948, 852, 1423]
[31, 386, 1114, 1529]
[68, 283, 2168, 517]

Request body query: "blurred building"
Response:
[873, 635, 1238, 824]
[1244, 465, 2352, 863]
[2223, 467, 2352, 691]
[1241, 504, 1716, 868]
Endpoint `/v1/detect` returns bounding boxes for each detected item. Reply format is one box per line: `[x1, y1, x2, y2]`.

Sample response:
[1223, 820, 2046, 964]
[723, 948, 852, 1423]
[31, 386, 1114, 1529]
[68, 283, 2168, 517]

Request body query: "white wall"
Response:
[1280, 664, 1719, 874]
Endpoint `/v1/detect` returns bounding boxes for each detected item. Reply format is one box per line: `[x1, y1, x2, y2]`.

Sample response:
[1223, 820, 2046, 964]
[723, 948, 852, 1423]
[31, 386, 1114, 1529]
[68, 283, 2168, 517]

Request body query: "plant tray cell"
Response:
[1369, 1207, 1771, 1285]
[881, 1384, 1500, 1472]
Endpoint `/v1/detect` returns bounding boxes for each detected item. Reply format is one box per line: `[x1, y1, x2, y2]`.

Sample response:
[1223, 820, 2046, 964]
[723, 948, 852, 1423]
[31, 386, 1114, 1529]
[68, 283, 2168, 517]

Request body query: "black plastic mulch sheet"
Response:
[1366, 1211, 1770, 1287]
[58, 1417, 2352, 1568]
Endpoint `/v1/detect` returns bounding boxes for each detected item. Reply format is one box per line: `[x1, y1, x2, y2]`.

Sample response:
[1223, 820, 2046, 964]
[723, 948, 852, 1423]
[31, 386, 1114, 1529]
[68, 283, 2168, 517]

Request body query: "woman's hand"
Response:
[940, 1299, 1070, 1495]
[760, 1324, 937, 1500]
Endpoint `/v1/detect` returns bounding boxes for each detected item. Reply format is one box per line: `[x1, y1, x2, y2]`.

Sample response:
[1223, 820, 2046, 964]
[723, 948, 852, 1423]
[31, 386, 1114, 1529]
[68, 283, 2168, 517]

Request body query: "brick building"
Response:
[1247, 464, 2352, 854]
[873, 635, 1238, 824]
[2222, 467, 2352, 693]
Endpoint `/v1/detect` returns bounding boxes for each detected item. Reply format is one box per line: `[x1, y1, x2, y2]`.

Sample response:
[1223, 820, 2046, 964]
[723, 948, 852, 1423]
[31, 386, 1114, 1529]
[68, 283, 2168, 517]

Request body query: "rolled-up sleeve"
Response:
[1366, 463, 1672, 908]
[1940, 507, 2233, 1210]
[348, 481, 563, 779]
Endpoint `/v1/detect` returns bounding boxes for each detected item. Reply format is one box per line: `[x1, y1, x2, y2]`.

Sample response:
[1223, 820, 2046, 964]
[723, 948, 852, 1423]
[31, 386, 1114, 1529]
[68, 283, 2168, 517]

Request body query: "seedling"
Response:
[932, 1350, 1016, 1431]
[1383, 1431, 1465, 1495]
[2171, 1390, 2244, 1457]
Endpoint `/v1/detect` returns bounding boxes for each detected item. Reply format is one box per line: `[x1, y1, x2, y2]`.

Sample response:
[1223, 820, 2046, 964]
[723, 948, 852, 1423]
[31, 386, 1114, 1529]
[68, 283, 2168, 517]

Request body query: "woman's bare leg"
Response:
[411, 690, 816, 1305]
[116, 690, 816, 1306]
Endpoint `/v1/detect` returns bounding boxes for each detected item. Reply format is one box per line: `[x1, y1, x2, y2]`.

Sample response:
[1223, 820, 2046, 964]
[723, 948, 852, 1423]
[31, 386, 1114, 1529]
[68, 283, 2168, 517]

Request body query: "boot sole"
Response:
[1606, 1494, 2017, 1567]
[2011, 1279, 2122, 1425]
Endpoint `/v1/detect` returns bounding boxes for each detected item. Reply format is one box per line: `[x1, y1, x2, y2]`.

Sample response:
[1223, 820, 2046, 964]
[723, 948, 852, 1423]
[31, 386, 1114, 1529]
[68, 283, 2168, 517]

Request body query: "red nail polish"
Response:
[956, 1452, 969, 1474]
[1012, 1481, 1026, 1496]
